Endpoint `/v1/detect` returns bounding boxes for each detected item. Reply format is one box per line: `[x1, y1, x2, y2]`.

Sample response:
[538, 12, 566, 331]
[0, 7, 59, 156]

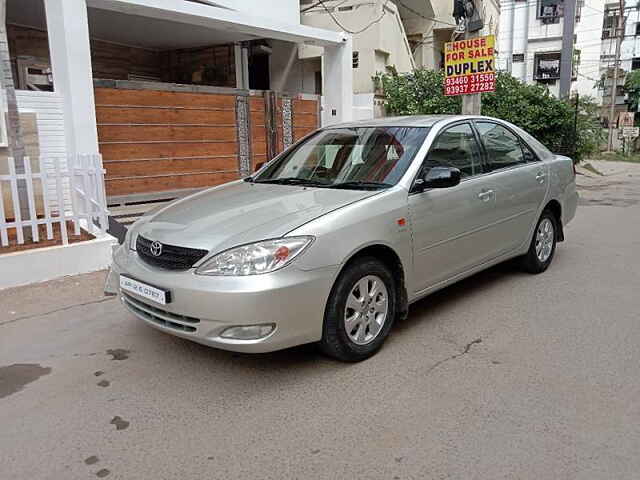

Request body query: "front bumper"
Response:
[108, 245, 337, 353]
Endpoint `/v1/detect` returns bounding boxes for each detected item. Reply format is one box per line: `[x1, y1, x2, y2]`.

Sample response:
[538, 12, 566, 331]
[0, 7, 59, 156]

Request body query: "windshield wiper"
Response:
[254, 177, 328, 187]
[328, 181, 393, 190]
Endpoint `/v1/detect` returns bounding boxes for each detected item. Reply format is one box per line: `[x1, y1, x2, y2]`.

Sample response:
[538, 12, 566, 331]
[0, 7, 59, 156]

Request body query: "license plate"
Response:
[119, 275, 170, 305]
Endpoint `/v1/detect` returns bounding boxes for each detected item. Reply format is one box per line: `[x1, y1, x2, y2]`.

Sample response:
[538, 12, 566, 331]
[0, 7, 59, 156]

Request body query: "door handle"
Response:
[478, 189, 494, 202]
[535, 171, 546, 183]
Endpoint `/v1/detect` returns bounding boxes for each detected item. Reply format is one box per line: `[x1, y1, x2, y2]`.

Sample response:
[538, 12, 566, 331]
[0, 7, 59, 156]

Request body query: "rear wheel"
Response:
[520, 210, 558, 274]
[320, 257, 396, 362]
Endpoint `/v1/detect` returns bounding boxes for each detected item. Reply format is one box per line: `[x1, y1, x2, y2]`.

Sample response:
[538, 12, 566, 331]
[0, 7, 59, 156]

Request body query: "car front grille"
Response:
[136, 235, 208, 270]
[122, 293, 200, 333]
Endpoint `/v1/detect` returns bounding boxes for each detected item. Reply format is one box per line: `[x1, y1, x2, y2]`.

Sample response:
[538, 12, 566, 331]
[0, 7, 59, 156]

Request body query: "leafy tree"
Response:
[569, 93, 606, 159]
[377, 69, 602, 160]
[624, 70, 640, 115]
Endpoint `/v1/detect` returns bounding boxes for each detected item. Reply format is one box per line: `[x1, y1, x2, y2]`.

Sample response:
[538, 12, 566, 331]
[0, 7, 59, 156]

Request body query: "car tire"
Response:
[520, 210, 558, 274]
[320, 257, 396, 362]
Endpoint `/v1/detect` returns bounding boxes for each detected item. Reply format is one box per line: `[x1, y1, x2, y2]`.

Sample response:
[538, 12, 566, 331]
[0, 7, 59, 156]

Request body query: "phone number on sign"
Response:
[444, 73, 494, 86]
[444, 74, 495, 96]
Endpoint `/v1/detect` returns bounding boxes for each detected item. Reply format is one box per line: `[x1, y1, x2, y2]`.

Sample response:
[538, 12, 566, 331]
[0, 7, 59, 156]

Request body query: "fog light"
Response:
[220, 324, 275, 340]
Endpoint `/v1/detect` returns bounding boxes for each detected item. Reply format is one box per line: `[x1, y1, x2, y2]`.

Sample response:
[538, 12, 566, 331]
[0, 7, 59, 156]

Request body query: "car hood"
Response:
[136, 180, 379, 254]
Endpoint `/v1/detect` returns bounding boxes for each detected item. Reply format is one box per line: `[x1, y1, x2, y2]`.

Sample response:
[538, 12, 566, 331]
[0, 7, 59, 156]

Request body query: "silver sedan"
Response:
[105, 115, 578, 361]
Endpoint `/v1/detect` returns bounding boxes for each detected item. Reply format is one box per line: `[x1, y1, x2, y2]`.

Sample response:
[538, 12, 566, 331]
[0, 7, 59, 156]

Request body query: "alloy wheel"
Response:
[535, 218, 555, 263]
[344, 275, 389, 345]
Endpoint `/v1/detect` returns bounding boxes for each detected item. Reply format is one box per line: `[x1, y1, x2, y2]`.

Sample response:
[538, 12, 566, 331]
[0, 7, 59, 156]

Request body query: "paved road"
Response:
[1, 163, 639, 480]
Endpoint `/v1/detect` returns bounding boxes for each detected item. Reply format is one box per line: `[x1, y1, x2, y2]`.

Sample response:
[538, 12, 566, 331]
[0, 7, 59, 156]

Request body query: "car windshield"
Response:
[252, 126, 430, 189]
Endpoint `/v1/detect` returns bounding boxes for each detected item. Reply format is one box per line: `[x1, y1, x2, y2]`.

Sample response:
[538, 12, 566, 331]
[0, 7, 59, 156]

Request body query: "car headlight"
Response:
[195, 236, 314, 276]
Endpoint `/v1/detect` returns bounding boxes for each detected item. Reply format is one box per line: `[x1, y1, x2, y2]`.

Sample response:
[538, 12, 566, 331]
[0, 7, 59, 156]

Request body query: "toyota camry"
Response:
[105, 115, 578, 362]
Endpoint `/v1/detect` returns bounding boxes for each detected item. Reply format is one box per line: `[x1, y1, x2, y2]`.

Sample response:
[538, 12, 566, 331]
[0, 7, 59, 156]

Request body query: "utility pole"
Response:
[461, 0, 483, 115]
[559, 0, 577, 98]
[461, 27, 482, 115]
[608, 0, 625, 151]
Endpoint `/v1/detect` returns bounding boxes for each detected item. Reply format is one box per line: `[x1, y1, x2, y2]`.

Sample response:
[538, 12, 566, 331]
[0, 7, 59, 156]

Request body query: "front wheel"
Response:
[520, 210, 558, 274]
[320, 257, 396, 362]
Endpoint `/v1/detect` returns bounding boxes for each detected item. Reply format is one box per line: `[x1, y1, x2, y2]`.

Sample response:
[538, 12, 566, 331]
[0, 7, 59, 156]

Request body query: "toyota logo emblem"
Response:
[150, 241, 163, 257]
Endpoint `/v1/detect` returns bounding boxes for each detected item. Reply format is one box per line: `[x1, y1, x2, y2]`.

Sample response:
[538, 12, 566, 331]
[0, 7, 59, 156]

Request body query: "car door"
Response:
[408, 122, 501, 294]
[474, 121, 548, 253]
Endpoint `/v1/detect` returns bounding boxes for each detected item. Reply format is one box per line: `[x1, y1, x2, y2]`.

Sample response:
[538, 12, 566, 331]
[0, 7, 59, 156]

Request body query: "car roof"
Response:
[323, 115, 507, 129]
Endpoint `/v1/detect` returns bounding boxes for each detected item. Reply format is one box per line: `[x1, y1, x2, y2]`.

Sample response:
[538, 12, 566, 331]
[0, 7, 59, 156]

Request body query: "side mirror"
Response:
[414, 166, 461, 191]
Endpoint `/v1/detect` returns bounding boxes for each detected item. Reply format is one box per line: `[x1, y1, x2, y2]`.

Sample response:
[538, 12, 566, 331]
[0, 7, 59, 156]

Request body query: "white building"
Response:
[498, 0, 604, 99]
[599, 2, 640, 121]
[299, 0, 426, 118]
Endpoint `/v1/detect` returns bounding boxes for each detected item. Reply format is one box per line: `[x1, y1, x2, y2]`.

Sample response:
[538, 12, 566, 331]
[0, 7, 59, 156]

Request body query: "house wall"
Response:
[8, 24, 236, 87]
[524, 38, 563, 98]
[269, 40, 319, 94]
[300, 0, 414, 95]
[6, 24, 50, 83]
[400, 11, 430, 40]
[161, 44, 235, 87]
[90, 39, 161, 81]
[301, 57, 322, 94]
[8, 24, 163, 83]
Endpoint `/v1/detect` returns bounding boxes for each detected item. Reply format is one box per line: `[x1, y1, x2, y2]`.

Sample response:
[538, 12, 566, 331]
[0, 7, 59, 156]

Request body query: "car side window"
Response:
[476, 122, 526, 171]
[421, 123, 482, 178]
[521, 141, 540, 163]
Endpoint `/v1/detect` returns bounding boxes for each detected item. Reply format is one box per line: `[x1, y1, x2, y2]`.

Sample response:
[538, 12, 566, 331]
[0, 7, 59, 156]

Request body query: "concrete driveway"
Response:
[1, 162, 639, 480]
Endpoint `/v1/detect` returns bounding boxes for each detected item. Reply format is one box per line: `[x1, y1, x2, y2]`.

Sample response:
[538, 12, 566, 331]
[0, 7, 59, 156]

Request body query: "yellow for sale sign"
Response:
[444, 35, 496, 96]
